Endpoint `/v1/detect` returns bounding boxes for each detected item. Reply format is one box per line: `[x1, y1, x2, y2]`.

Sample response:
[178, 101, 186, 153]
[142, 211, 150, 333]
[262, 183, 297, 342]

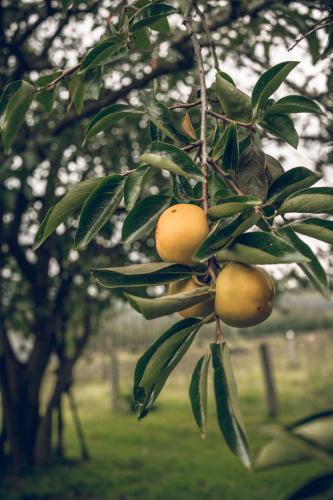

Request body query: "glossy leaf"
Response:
[235, 145, 268, 199]
[68, 72, 85, 114]
[92, 262, 196, 288]
[84, 104, 141, 143]
[214, 73, 252, 122]
[133, 318, 202, 419]
[146, 102, 188, 145]
[260, 114, 299, 149]
[266, 95, 322, 115]
[35, 90, 54, 113]
[33, 177, 102, 250]
[122, 194, 171, 244]
[265, 154, 284, 185]
[84, 66, 103, 100]
[252, 61, 299, 114]
[193, 212, 260, 261]
[216, 70, 236, 87]
[79, 37, 125, 73]
[208, 195, 262, 220]
[189, 354, 210, 438]
[1, 80, 35, 152]
[0, 80, 23, 116]
[212, 125, 228, 161]
[124, 165, 151, 211]
[131, 3, 177, 32]
[140, 142, 202, 180]
[216, 231, 309, 265]
[171, 174, 194, 201]
[290, 218, 333, 245]
[268, 167, 321, 203]
[74, 175, 124, 249]
[126, 286, 210, 319]
[279, 227, 330, 299]
[221, 124, 239, 171]
[211, 342, 251, 469]
[278, 187, 333, 214]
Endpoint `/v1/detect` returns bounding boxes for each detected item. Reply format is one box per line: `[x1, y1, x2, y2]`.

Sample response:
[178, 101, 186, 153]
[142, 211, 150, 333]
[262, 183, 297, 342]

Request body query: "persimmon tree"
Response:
[0, 0, 332, 470]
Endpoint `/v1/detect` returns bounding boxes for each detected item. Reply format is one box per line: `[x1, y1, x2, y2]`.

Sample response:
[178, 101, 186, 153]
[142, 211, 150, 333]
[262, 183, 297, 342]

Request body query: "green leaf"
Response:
[126, 286, 210, 319]
[193, 212, 260, 261]
[131, 3, 177, 32]
[133, 317, 202, 419]
[256, 410, 333, 470]
[68, 72, 85, 114]
[251, 61, 299, 114]
[279, 227, 330, 299]
[216, 70, 236, 87]
[211, 125, 228, 161]
[189, 354, 210, 438]
[133, 28, 152, 50]
[0, 81, 24, 116]
[92, 262, 196, 288]
[211, 342, 251, 469]
[278, 187, 333, 214]
[216, 231, 309, 265]
[290, 218, 333, 245]
[268, 167, 321, 203]
[74, 175, 124, 249]
[150, 16, 170, 34]
[122, 194, 171, 244]
[35, 90, 54, 113]
[287, 473, 333, 500]
[61, 0, 73, 13]
[146, 102, 188, 145]
[265, 95, 322, 115]
[124, 165, 151, 211]
[84, 66, 103, 100]
[208, 195, 262, 220]
[214, 73, 252, 122]
[140, 142, 202, 180]
[1, 80, 35, 152]
[264, 154, 284, 186]
[235, 145, 268, 199]
[260, 114, 299, 148]
[171, 174, 194, 201]
[79, 37, 126, 73]
[32, 177, 102, 250]
[221, 124, 239, 171]
[83, 104, 141, 144]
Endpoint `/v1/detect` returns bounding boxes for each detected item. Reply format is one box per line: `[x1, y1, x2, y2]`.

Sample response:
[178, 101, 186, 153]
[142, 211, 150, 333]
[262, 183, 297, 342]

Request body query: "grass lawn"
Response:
[1, 332, 332, 500]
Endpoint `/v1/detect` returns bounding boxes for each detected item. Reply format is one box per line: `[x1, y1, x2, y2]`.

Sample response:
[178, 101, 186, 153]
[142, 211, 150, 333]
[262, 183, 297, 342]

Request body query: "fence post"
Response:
[259, 342, 279, 418]
[110, 344, 120, 411]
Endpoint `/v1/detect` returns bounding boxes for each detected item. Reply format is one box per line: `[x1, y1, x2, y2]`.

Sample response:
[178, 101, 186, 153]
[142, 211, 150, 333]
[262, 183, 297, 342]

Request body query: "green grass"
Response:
[1, 332, 332, 500]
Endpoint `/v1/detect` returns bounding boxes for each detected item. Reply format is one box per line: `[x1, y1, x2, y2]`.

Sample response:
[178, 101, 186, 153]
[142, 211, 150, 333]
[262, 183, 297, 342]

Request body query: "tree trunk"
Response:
[0, 358, 41, 469]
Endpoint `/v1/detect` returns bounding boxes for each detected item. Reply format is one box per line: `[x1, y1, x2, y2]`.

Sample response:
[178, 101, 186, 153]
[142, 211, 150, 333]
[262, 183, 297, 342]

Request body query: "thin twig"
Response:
[38, 64, 81, 91]
[184, 2, 209, 213]
[288, 15, 333, 52]
[169, 99, 201, 110]
[209, 159, 244, 195]
[194, 3, 220, 72]
[182, 140, 202, 152]
[214, 315, 223, 343]
[208, 110, 253, 129]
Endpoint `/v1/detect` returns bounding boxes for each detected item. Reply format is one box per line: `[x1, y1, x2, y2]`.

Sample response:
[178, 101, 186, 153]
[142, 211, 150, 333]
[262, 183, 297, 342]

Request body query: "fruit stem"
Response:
[214, 316, 223, 343]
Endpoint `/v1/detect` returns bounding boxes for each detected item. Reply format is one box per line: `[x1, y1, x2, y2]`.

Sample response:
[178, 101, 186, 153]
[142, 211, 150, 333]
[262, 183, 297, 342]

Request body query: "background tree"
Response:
[0, 0, 332, 469]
